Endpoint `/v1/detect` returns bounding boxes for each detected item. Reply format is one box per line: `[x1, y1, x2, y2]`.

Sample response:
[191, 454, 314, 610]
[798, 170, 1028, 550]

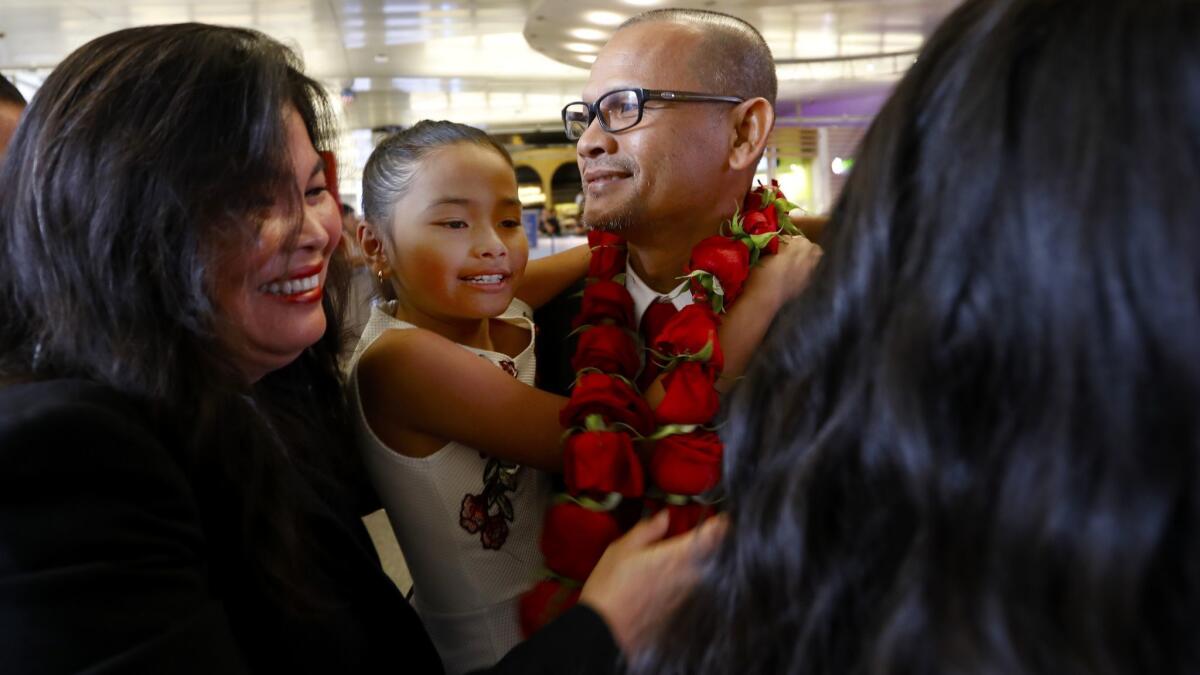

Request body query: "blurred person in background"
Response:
[0, 75, 27, 159]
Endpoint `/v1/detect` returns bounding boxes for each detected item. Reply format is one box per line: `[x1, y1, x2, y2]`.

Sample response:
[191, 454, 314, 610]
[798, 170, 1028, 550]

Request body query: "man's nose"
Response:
[576, 114, 614, 159]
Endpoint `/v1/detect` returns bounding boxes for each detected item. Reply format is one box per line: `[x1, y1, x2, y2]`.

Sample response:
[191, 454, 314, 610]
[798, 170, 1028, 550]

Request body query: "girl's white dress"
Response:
[347, 299, 550, 675]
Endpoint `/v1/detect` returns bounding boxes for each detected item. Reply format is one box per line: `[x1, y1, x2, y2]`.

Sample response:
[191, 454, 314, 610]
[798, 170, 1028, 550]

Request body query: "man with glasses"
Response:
[536, 8, 822, 395]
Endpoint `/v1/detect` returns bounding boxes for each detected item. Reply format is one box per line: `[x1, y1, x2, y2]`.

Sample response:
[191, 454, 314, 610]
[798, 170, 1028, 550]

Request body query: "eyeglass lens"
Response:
[563, 103, 590, 140]
[598, 90, 640, 132]
[563, 89, 642, 140]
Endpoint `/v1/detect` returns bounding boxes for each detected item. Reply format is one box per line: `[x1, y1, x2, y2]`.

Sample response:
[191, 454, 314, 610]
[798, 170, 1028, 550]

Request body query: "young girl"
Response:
[348, 120, 817, 673]
[348, 121, 590, 674]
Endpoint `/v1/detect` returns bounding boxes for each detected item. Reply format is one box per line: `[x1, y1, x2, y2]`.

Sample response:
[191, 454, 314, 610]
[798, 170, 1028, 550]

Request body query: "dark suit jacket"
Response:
[0, 379, 618, 674]
[534, 280, 585, 397]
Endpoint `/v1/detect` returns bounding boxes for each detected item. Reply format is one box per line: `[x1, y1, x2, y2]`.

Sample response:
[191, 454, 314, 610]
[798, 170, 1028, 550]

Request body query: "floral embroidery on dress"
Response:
[460, 458, 521, 549]
[459, 354, 523, 549]
[498, 358, 518, 378]
[476, 354, 519, 379]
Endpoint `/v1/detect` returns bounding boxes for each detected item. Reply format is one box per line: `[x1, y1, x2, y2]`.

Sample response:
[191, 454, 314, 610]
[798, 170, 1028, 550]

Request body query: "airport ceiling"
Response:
[0, 0, 961, 132]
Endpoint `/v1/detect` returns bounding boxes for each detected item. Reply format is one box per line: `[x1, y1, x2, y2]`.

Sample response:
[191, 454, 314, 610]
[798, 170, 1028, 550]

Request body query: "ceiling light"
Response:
[621, 0, 662, 5]
[564, 42, 599, 53]
[374, 53, 390, 63]
[382, 2, 431, 13]
[569, 28, 608, 41]
[577, 54, 597, 63]
[584, 11, 625, 26]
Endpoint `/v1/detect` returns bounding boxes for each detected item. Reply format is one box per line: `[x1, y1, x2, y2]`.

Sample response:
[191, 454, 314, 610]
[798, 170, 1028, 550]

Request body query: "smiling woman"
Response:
[213, 108, 343, 382]
[0, 22, 414, 674]
[0, 22, 717, 675]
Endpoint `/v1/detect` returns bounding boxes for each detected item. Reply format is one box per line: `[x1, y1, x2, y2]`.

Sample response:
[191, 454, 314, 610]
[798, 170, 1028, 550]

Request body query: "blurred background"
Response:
[0, 0, 961, 253]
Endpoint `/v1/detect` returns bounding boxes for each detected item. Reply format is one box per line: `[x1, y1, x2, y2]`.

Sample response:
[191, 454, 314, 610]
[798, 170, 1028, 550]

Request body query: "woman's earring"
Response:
[377, 269, 385, 284]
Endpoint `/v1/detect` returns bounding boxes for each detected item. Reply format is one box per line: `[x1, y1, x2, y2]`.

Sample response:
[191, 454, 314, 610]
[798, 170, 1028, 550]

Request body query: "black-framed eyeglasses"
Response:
[561, 87, 745, 140]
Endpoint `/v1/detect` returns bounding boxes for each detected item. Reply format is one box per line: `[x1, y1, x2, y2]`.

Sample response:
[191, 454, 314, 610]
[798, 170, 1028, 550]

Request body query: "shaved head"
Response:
[619, 9, 776, 105]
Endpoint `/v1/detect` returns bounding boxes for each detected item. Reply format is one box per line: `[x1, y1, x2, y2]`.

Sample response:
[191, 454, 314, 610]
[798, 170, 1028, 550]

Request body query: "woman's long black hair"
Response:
[0, 24, 360, 614]
[634, 0, 1200, 672]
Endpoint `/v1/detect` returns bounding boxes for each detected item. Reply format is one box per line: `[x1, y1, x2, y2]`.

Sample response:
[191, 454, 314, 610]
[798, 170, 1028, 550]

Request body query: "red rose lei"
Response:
[519, 181, 802, 635]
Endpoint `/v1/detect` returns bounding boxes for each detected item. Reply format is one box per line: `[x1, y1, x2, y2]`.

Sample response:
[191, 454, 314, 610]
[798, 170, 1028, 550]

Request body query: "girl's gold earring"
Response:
[377, 269, 385, 284]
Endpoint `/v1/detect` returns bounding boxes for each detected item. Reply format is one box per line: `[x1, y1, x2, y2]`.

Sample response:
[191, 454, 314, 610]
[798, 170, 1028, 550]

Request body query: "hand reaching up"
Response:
[754, 233, 824, 307]
[578, 509, 728, 656]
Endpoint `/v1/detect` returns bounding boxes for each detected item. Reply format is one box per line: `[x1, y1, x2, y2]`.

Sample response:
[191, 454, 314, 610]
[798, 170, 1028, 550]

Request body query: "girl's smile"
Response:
[370, 141, 527, 343]
[459, 270, 512, 291]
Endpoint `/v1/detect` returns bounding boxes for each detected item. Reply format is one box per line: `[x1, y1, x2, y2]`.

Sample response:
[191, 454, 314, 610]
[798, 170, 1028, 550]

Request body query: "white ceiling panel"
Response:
[0, 0, 962, 130]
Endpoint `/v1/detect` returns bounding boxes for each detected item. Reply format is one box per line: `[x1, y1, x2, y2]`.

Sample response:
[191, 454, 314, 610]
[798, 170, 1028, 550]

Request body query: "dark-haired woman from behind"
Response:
[633, 0, 1200, 673]
[0, 23, 712, 674]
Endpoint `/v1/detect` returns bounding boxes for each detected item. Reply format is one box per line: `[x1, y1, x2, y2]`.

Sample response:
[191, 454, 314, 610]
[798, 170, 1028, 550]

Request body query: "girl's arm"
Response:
[357, 329, 568, 471]
[714, 235, 823, 391]
[646, 235, 823, 405]
[358, 238, 821, 471]
[515, 244, 590, 310]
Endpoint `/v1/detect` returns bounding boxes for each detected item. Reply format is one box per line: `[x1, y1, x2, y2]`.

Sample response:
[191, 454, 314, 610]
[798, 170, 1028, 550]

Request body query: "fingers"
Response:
[578, 513, 728, 657]
[650, 513, 728, 567]
[615, 508, 670, 550]
[632, 515, 728, 615]
[690, 513, 729, 556]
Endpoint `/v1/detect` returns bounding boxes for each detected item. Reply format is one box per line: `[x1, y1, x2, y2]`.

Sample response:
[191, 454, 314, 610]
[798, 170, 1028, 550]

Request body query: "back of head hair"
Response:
[0, 23, 354, 612]
[620, 9, 776, 105]
[0, 75, 25, 106]
[633, 0, 1200, 673]
[361, 119, 512, 238]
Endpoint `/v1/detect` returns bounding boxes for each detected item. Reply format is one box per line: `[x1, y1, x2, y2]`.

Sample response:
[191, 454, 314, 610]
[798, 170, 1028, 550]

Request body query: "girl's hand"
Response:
[643, 234, 824, 404]
[578, 510, 727, 656]
[752, 233, 823, 308]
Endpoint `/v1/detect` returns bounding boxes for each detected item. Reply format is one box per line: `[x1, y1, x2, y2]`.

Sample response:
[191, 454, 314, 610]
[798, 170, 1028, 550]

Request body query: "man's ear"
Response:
[728, 97, 775, 172]
[358, 223, 390, 276]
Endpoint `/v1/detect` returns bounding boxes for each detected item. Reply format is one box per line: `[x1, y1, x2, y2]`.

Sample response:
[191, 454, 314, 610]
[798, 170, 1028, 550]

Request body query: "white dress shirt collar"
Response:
[624, 256, 693, 325]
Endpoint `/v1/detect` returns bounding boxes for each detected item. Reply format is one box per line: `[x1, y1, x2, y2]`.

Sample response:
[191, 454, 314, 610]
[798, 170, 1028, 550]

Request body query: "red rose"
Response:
[574, 279, 635, 329]
[744, 180, 784, 212]
[742, 210, 780, 255]
[646, 499, 716, 538]
[571, 325, 641, 379]
[652, 304, 724, 371]
[481, 513, 510, 550]
[649, 430, 723, 495]
[563, 430, 645, 497]
[743, 184, 766, 213]
[540, 501, 622, 582]
[654, 361, 720, 425]
[459, 494, 487, 534]
[587, 229, 625, 249]
[588, 243, 625, 280]
[519, 578, 581, 637]
[560, 372, 655, 435]
[685, 235, 751, 305]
